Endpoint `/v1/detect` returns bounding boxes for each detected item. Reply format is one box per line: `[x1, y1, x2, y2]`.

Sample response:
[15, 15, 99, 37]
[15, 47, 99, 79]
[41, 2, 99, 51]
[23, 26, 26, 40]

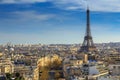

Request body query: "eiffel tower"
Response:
[80, 8, 96, 52]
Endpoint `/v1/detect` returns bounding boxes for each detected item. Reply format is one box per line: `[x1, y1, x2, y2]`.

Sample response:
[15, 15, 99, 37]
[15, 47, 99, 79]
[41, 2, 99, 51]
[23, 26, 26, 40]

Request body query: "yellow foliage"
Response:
[34, 54, 62, 80]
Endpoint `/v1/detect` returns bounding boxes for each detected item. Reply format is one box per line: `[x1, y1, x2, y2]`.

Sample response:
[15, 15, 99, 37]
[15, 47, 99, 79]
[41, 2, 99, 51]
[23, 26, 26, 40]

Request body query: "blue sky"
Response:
[0, 0, 120, 44]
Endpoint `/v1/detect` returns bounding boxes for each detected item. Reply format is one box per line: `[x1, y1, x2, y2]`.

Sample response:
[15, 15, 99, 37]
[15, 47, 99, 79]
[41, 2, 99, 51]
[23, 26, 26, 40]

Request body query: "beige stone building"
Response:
[0, 59, 14, 75]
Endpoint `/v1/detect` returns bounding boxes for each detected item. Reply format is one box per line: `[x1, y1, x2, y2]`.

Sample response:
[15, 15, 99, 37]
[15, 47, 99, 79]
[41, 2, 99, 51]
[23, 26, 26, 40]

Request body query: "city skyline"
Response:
[0, 0, 120, 44]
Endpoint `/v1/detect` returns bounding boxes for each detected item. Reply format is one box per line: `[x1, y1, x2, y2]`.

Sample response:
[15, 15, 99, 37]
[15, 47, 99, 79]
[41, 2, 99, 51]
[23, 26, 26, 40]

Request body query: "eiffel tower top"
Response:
[86, 8, 91, 37]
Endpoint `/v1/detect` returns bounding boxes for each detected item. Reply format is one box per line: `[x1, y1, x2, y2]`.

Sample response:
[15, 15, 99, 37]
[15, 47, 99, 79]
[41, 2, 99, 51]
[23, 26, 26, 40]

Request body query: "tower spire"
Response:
[86, 8, 91, 37]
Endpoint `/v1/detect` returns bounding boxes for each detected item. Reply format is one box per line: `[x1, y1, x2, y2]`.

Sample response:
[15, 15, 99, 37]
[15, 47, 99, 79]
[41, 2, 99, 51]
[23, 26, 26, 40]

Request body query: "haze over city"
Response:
[0, 0, 120, 44]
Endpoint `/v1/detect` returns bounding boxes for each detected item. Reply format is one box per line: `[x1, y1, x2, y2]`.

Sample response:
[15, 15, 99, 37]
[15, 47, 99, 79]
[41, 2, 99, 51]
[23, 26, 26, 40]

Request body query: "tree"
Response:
[15, 73, 20, 78]
[15, 73, 25, 80]
[55, 72, 61, 79]
[52, 58, 62, 70]
[6, 73, 12, 80]
[37, 55, 62, 80]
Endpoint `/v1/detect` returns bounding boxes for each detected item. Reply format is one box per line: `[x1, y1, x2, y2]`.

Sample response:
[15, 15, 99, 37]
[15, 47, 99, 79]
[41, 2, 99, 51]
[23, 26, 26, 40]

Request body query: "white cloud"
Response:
[15, 11, 54, 20]
[53, 0, 120, 12]
[0, 0, 47, 3]
[0, 0, 120, 12]
[3, 11, 55, 21]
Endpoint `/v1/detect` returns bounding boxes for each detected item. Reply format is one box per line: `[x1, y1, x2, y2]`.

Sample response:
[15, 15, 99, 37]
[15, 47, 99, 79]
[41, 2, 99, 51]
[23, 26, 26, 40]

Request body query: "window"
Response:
[113, 66, 116, 69]
[118, 66, 120, 69]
